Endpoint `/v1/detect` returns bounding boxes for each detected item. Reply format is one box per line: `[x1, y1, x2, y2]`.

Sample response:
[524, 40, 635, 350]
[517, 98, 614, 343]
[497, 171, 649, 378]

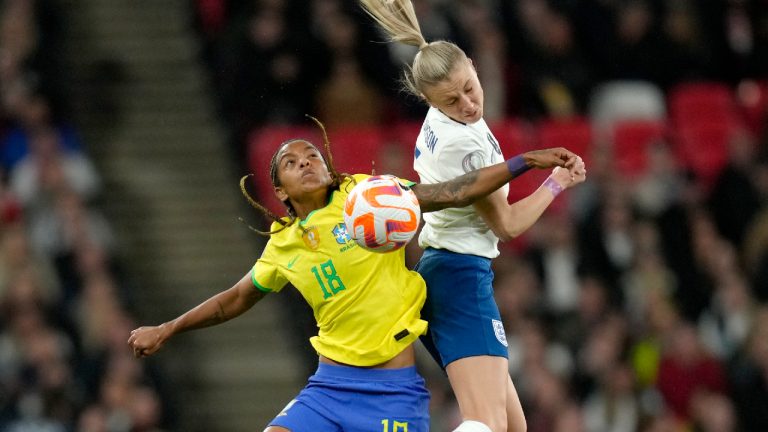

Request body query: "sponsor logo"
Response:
[492, 319, 508, 347]
[286, 255, 299, 269]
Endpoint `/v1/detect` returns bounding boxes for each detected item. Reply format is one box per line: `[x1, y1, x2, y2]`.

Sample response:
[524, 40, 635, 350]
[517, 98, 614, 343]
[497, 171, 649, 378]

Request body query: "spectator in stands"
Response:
[607, 0, 687, 89]
[313, 11, 385, 127]
[10, 127, 98, 207]
[583, 362, 640, 432]
[1, 91, 83, 173]
[730, 307, 768, 430]
[516, 3, 594, 118]
[698, 271, 757, 360]
[578, 183, 636, 290]
[219, 3, 314, 133]
[655, 322, 728, 422]
[708, 128, 762, 248]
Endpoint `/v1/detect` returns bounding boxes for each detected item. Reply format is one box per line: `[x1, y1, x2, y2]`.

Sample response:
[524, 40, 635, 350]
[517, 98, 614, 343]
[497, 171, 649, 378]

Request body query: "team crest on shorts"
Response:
[492, 319, 508, 347]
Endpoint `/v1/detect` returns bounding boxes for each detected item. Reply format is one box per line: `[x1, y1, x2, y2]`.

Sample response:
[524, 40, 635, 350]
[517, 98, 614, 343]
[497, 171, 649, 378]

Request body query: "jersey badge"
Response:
[302, 226, 320, 250]
[332, 223, 352, 244]
[462, 150, 486, 173]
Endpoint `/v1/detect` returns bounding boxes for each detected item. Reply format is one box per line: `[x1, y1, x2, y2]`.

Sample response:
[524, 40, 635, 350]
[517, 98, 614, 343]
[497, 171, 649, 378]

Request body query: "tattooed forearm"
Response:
[412, 162, 513, 213]
[413, 170, 480, 213]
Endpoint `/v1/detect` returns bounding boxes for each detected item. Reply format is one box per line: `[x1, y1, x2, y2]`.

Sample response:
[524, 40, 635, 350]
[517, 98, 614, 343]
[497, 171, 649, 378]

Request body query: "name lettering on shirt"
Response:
[423, 123, 438, 153]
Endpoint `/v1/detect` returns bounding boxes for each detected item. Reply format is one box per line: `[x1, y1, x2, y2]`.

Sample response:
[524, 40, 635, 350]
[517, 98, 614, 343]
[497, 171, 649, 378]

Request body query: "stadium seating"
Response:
[671, 121, 734, 189]
[667, 81, 739, 127]
[611, 119, 668, 178]
[535, 117, 593, 165]
[489, 118, 535, 156]
[589, 80, 667, 135]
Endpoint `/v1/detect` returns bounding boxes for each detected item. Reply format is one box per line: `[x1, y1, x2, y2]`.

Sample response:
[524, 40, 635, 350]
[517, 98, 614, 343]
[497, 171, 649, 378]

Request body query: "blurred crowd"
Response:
[0, 1, 172, 431]
[194, 0, 768, 431]
[194, 0, 767, 145]
[3, 0, 766, 431]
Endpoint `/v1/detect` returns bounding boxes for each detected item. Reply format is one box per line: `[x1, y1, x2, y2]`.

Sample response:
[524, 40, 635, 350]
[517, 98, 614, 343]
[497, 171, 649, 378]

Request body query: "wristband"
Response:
[543, 177, 563, 197]
[505, 155, 531, 178]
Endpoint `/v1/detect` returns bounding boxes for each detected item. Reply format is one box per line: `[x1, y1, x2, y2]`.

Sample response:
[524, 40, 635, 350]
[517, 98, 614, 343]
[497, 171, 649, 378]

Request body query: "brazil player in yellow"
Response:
[128, 118, 578, 431]
[253, 172, 427, 368]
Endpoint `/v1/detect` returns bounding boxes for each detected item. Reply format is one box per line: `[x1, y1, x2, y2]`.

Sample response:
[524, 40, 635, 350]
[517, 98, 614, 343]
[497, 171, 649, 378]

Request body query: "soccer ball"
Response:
[343, 175, 421, 252]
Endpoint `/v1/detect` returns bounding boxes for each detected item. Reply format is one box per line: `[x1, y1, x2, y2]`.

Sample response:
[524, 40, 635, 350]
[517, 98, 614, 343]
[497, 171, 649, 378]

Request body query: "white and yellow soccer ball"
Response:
[343, 175, 421, 252]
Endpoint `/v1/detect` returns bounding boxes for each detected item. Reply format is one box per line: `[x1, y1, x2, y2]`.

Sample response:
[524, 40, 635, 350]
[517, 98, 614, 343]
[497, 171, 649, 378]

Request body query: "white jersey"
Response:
[414, 107, 508, 259]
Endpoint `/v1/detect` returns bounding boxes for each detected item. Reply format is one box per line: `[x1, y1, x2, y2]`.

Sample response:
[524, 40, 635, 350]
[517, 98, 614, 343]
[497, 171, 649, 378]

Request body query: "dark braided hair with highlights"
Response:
[239, 116, 354, 236]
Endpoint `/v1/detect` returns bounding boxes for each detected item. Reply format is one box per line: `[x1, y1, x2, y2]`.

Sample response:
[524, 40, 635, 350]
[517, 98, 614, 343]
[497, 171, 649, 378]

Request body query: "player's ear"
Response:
[274, 186, 288, 202]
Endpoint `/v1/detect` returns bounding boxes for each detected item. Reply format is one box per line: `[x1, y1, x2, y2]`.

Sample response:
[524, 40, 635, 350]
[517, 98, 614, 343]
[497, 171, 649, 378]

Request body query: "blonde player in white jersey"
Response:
[360, 2, 587, 431]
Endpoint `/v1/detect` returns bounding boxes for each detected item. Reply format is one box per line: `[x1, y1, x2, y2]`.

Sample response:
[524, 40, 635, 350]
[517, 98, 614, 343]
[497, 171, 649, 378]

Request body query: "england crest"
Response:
[492, 319, 508, 347]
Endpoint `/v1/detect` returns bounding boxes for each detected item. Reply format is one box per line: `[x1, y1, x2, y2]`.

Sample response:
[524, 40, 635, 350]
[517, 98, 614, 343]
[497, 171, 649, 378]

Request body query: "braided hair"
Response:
[240, 116, 353, 236]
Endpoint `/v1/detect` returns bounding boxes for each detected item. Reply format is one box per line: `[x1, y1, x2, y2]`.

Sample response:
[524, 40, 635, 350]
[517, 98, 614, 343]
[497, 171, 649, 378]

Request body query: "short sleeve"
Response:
[251, 246, 288, 293]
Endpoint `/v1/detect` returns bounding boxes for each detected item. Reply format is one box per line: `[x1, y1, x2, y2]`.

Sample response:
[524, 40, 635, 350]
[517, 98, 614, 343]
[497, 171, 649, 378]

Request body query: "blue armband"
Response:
[506, 155, 530, 178]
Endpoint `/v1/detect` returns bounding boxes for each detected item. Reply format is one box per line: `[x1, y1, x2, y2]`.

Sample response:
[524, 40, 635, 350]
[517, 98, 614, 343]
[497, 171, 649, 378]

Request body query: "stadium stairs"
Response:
[61, 1, 303, 430]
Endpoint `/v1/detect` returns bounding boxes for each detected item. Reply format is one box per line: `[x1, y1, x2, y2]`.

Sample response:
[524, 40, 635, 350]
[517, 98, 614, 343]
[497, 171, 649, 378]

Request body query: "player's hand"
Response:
[569, 156, 587, 186]
[523, 147, 578, 169]
[550, 156, 586, 189]
[128, 324, 170, 358]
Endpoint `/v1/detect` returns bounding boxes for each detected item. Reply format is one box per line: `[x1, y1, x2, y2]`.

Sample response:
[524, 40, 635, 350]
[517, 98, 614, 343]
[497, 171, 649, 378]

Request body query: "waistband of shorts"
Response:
[422, 247, 492, 264]
[314, 363, 419, 381]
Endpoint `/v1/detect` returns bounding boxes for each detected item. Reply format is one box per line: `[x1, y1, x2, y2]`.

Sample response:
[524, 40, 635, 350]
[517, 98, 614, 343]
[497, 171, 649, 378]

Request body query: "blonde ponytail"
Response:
[359, 0, 426, 48]
[360, 0, 468, 98]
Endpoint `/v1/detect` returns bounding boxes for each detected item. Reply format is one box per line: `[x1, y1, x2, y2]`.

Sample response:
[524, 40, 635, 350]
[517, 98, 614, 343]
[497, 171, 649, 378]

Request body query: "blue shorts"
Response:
[415, 247, 509, 368]
[268, 363, 430, 432]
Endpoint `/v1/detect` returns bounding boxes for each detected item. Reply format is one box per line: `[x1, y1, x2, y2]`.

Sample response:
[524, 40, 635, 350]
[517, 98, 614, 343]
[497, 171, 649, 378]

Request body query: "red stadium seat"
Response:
[489, 118, 535, 157]
[611, 120, 668, 178]
[672, 121, 734, 189]
[668, 82, 739, 127]
[529, 118, 593, 214]
[324, 125, 385, 176]
[384, 121, 423, 180]
[535, 117, 592, 164]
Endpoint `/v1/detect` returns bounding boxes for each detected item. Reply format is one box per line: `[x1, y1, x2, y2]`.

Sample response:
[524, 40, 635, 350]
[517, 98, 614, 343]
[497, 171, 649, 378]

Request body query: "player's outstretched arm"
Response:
[520, 147, 578, 170]
[475, 159, 586, 241]
[412, 152, 579, 213]
[127, 272, 266, 358]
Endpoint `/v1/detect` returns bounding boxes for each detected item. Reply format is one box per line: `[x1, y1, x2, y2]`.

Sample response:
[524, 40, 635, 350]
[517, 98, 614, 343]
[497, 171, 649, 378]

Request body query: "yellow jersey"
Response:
[251, 174, 427, 367]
